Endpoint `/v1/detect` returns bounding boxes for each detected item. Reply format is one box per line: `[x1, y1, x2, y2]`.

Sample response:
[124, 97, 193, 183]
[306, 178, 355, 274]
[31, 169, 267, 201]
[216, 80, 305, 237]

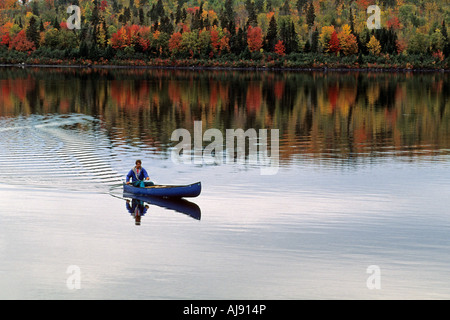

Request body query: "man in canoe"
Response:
[126, 160, 154, 187]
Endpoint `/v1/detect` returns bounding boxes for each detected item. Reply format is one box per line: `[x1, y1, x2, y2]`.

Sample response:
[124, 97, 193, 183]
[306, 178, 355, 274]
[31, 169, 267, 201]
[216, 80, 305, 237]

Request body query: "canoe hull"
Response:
[122, 193, 201, 220]
[123, 182, 201, 198]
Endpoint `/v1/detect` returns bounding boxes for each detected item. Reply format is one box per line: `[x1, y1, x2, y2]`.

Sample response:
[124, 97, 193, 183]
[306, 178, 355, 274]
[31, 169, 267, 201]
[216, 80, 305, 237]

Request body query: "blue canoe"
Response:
[123, 181, 201, 198]
[122, 193, 201, 220]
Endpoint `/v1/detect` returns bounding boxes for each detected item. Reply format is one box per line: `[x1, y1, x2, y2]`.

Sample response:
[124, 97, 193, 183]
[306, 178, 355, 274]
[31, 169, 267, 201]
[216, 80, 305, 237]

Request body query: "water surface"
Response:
[0, 68, 449, 299]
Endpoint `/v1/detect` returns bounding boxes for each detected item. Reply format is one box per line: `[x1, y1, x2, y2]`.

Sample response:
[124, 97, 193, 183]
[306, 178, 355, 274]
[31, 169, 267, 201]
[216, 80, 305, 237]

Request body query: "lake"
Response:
[0, 67, 449, 299]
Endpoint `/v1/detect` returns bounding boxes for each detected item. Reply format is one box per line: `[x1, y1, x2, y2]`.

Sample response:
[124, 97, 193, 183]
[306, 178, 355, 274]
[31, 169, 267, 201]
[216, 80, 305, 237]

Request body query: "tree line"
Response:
[0, 0, 449, 68]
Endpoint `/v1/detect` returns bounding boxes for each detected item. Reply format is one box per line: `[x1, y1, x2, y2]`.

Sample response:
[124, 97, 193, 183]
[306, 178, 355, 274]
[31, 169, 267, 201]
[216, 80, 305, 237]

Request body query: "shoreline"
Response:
[0, 62, 448, 73]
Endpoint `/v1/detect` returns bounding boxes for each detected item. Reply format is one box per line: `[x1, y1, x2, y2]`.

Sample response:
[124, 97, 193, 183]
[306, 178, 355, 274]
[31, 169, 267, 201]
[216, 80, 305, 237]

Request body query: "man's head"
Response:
[135, 160, 142, 169]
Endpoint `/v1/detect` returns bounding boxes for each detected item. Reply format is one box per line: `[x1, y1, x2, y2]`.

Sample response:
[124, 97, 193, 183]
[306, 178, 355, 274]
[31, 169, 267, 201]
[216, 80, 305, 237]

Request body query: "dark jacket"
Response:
[126, 167, 149, 182]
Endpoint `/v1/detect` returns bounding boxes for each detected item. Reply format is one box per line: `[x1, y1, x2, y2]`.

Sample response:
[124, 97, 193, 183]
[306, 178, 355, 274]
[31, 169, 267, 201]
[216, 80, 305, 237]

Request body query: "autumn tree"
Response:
[169, 31, 182, 54]
[9, 30, 35, 52]
[247, 25, 263, 52]
[319, 25, 334, 53]
[367, 35, 381, 55]
[328, 30, 340, 54]
[274, 39, 285, 56]
[337, 25, 358, 55]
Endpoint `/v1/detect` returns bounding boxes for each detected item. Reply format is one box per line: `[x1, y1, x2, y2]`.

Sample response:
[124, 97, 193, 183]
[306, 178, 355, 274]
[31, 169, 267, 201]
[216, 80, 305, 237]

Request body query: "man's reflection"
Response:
[126, 199, 149, 226]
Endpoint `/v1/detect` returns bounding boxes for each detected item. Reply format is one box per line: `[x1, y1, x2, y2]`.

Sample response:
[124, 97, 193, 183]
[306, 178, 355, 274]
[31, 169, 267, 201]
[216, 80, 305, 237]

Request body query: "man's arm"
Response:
[142, 168, 150, 180]
[126, 170, 133, 184]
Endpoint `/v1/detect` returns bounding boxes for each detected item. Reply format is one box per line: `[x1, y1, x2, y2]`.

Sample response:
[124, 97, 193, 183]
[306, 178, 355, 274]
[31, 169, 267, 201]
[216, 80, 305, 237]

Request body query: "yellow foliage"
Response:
[367, 35, 381, 56]
[319, 25, 335, 53]
[338, 24, 358, 56]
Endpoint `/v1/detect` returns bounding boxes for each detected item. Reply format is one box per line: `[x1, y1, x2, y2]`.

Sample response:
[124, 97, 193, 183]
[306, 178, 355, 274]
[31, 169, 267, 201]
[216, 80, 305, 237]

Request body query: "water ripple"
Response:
[0, 114, 123, 193]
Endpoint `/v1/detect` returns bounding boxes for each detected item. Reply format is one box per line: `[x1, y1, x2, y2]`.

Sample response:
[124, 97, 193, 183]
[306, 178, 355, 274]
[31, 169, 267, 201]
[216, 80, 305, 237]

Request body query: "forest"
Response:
[1, 0, 450, 69]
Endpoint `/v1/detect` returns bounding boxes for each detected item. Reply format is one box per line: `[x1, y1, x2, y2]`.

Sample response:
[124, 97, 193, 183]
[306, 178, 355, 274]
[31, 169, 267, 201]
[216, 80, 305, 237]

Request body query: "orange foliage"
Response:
[210, 27, 219, 51]
[0, 0, 17, 9]
[387, 16, 401, 30]
[9, 30, 35, 52]
[328, 31, 340, 55]
[168, 32, 182, 52]
[274, 81, 284, 100]
[109, 25, 149, 50]
[246, 82, 262, 112]
[274, 40, 286, 56]
[328, 84, 339, 110]
[247, 26, 263, 53]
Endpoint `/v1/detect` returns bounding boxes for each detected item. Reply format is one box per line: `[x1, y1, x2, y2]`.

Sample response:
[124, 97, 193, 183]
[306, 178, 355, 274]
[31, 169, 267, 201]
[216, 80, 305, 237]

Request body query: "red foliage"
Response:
[246, 82, 262, 112]
[100, 0, 108, 11]
[219, 31, 230, 53]
[109, 25, 148, 50]
[9, 30, 36, 52]
[328, 84, 339, 110]
[328, 31, 340, 55]
[274, 40, 285, 56]
[247, 26, 263, 53]
[168, 32, 182, 52]
[274, 81, 284, 100]
[186, 7, 200, 15]
[387, 16, 400, 30]
[210, 28, 219, 51]
[1, 34, 10, 47]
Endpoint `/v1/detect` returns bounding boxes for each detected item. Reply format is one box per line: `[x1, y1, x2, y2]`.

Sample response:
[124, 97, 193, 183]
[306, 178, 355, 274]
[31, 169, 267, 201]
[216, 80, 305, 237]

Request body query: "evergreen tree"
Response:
[296, 0, 308, 15]
[442, 20, 450, 56]
[79, 40, 89, 57]
[26, 16, 40, 48]
[265, 15, 278, 52]
[306, 1, 315, 28]
[230, 27, 245, 55]
[31, 0, 40, 16]
[220, 0, 235, 31]
[175, 4, 182, 24]
[245, 0, 258, 27]
[280, 0, 290, 16]
[266, 0, 273, 12]
[304, 39, 310, 52]
[155, 0, 165, 19]
[289, 21, 298, 53]
[349, 7, 355, 34]
[279, 19, 298, 53]
[311, 27, 319, 52]
[139, 8, 145, 25]
[124, 7, 131, 23]
[254, 0, 264, 13]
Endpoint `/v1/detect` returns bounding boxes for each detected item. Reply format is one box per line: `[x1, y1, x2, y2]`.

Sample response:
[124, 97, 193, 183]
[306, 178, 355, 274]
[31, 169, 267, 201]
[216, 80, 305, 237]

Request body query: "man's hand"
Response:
[126, 182, 131, 185]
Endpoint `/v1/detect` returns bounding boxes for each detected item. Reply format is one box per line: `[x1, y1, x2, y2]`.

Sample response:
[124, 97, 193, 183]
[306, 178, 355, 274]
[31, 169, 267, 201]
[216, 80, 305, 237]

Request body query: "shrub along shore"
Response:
[0, 48, 448, 71]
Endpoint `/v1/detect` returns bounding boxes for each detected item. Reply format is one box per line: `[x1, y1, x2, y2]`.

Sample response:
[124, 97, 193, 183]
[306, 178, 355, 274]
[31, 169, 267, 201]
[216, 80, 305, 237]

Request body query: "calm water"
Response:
[0, 67, 450, 299]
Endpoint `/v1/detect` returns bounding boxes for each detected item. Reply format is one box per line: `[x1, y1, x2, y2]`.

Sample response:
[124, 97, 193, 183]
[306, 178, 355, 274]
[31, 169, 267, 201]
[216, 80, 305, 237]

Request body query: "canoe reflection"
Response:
[123, 193, 201, 225]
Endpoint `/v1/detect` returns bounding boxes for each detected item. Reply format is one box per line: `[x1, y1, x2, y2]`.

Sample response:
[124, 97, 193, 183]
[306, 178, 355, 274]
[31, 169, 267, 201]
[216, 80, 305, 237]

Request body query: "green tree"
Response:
[245, 0, 258, 27]
[306, 1, 315, 29]
[265, 15, 277, 52]
[430, 28, 445, 53]
[408, 32, 430, 55]
[296, 0, 308, 15]
[26, 16, 40, 48]
[220, 0, 235, 31]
